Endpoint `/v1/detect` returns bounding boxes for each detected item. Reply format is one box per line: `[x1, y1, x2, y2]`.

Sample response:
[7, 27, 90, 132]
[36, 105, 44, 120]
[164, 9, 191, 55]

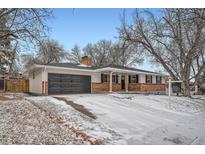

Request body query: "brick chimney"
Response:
[80, 56, 92, 66]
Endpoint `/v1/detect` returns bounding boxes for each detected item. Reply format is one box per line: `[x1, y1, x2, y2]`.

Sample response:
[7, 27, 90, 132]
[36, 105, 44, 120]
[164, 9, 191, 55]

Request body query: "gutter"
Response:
[41, 65, 46, 95]
[30, 64, 167, 77]
[33, 64, 94, 73]
[43, 66, 46, 95]
[93, 67, 168, 76]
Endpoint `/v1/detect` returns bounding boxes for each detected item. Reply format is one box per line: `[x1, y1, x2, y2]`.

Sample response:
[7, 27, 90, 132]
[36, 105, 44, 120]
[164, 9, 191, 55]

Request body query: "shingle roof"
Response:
[43, 63, 162, 75]
[45, 63, 96, 70]
[99, 64, 160, 74]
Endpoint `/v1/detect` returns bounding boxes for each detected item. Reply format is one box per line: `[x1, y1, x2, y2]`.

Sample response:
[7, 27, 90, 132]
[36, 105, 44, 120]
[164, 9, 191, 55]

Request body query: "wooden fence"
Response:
[0, 79, 4, 91]
[6, 79, 29, 93]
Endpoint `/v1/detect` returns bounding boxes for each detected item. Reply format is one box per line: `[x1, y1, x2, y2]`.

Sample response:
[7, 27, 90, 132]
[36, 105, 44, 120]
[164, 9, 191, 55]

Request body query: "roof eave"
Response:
[29, 64, 167, 76]
[94, 67, 167, 76]
[29, 64, 94, 72]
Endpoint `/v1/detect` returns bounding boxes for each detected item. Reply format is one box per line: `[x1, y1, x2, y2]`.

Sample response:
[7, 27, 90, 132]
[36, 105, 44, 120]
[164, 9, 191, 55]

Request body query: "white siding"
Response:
[45, 68, 101, 83]
[152, 76, 156, 84]
[139, 74, 146, 83]
[118, 75, 121, 84]
[29, 69, 43, 94]
[162, 77, 166, 84]
[91, 72, 101, 83]
[138, 74, 166, 84]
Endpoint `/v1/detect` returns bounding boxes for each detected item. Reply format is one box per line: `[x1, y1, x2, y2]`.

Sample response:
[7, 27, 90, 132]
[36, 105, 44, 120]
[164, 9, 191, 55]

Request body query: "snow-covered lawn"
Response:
[49, 93, 205, 145]
[27, 96, 122, 144]
[0, 93, 97, 144]
[5, 93, 205, 144]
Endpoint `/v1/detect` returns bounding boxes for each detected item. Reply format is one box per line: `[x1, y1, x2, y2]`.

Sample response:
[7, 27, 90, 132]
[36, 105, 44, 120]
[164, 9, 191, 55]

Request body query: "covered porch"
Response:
[92, 72, 129, 93]
[91, 70, 166, 93]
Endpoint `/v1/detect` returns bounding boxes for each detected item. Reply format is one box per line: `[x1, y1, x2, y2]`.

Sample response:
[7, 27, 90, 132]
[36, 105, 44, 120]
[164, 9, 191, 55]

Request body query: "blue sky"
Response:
[48, 8, 134, 50]
[47, 8, 161, 71]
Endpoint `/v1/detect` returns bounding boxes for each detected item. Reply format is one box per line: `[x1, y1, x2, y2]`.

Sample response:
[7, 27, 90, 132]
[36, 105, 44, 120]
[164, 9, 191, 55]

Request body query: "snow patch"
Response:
[27, 96, 123, 144]
[59, 93, 205, 144]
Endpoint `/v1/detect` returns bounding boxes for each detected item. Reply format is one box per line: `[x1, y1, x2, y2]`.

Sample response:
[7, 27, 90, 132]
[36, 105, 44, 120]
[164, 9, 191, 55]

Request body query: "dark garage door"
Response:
[48, 73, 91, 94]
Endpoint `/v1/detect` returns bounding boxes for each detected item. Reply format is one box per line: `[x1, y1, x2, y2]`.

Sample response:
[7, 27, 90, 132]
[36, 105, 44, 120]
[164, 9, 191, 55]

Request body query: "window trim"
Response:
[156, 76, 162, 84]
[146, 75, 152, 83]
[101, 73, 118, 84]
[129, 74, 139, 83]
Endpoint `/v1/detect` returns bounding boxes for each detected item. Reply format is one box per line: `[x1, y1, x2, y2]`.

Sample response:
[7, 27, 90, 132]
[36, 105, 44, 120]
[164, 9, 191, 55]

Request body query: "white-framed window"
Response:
[101, 73, 118, 83]
[146, 75, 152, 83]
[129, 75, 139, 83]
[156, 76, 162, 84]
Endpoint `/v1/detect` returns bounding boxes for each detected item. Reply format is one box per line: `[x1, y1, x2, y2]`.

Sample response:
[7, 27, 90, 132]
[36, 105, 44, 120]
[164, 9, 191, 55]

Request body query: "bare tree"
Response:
[0, 8, 52, 74]
[0, 9, 52, 48]
[36, 39, 65, 64]
[119, 9, 205, 97]
[21, 53, 37, 70]
[82, 39, 143, 67]
[83, 40, 112, 66]
[65, 44, 82, 63]
[21, 39, 65, 70]
[83, 43, 97, 65]
[112, 40, 144, 66]
[198, 71, 205, 94]
[0, 15, 13, 74]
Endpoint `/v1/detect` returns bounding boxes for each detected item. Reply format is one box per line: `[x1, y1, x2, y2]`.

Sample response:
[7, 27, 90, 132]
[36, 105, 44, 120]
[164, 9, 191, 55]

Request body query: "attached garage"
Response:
[48, 73, 91, 94]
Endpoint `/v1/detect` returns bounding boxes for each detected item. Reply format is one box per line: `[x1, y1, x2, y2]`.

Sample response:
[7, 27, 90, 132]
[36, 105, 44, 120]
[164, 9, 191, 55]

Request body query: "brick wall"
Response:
[92, 83, 121, 93]
[6, 79, 29, 92]
[113, 83, 121, 91]
[128, 83, 165, 92]
[140, 83, 165, 91]
[92, 83, 165, 93]
[42, 81, 48, 95]
[128, 83, 141, 91]
[80, 56, 92, 66]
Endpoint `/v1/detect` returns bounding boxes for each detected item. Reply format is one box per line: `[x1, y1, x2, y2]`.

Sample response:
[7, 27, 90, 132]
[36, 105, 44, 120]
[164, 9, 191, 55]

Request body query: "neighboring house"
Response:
[3, 72, 25, 79]
[28, 56, 167, 95]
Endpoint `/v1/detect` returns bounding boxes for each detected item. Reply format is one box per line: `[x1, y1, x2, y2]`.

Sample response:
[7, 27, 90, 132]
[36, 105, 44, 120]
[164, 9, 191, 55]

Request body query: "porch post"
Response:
[168, 78, 171, 97]
[125, 73, 128, 92]
[3, 78, 6, 92]
[109, 71, 113, 92]
[195, 85, 198, 94]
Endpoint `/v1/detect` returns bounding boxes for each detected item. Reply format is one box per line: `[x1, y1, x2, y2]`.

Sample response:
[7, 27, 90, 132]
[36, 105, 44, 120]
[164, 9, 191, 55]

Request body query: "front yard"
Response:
[1, 93, 205, 144]
[50, 94, 205, 144]
[0, 93, 99, 144]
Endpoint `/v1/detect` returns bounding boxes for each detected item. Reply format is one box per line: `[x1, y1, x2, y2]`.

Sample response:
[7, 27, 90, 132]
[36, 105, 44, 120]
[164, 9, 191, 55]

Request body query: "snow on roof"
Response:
[30, 63, 167, 76]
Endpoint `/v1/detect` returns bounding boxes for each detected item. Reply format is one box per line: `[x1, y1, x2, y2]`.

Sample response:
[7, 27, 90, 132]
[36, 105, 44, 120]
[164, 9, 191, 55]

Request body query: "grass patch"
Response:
[54, 97, 97, 119]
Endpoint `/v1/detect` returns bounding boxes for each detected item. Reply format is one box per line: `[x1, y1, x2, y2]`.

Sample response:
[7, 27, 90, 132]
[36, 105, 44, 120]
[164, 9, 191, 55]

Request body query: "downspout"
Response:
[44, 66, 46, 95]
[42, 67, 44, 94]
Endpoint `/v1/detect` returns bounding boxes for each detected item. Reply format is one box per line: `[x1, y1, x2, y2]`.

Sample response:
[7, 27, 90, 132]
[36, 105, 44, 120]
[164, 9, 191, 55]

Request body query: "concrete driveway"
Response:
[55, 93, 205, 144]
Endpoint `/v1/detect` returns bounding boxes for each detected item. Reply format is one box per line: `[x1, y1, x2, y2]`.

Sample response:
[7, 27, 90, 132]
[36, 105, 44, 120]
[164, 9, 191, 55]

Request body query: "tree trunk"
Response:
[182, 80, 191, 97]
